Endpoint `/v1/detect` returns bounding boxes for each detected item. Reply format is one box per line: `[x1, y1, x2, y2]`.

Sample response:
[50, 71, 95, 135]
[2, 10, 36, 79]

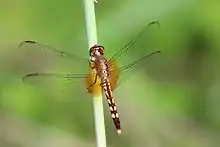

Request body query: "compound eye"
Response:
[89, 47, 96, 56]
[90, 56, 96, 62]
[99, 46, 105, 55]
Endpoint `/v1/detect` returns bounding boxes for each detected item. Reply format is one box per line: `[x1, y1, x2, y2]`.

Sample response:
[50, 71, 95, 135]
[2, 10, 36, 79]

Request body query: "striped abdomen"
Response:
[102, 80, 121, 135]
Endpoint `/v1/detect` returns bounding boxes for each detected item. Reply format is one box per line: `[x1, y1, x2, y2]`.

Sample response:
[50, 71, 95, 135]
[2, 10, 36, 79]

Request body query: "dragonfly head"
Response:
[89, 44, 105, 57]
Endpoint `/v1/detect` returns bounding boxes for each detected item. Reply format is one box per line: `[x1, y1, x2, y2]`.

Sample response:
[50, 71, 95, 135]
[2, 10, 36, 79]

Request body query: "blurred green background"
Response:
[1, 0, 220, 147]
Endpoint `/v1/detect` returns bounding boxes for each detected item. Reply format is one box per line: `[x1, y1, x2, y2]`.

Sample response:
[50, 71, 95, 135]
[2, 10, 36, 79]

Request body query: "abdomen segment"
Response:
[104, 85, 121, 135]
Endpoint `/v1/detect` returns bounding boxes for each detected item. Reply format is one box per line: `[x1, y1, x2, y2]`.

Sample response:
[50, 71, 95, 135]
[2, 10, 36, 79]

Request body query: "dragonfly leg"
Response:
[87, 73, 99, 90]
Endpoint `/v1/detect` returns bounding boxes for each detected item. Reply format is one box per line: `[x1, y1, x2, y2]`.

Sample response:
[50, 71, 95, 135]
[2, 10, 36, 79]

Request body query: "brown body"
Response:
[88, 45, 121, 135]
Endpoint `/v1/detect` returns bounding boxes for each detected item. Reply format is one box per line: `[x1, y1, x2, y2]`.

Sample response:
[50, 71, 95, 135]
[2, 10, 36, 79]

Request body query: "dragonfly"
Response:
[19, 21, 161, 135]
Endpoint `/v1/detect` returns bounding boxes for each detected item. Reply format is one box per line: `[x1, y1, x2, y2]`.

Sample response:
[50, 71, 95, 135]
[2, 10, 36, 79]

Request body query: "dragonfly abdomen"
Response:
[102, 80, 121, 135]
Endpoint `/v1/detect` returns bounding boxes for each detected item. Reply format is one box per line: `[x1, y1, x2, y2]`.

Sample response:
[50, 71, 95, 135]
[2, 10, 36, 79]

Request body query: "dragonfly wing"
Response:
[107, 21, 161, 88]
[18, 40, 89, 76]
[18, 40, 92, 92]
[23, 72, 87, 84]
[23, 71, 86, 88]
[120, 50, 161, 72]
[108, 21, 160, 64]
[108, 50, 161, 89]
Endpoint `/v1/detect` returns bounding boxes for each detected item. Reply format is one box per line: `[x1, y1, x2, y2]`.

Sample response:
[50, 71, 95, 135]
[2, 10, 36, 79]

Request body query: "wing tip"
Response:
[22, 75, 28, 83]
[151, 50, 161, 56]
[156, 50, 161, 53]
[22, 73, 39, 83]
[148, 20, 160, 28]
[24, 40, 36, 44]
[18, 40, 36, 48]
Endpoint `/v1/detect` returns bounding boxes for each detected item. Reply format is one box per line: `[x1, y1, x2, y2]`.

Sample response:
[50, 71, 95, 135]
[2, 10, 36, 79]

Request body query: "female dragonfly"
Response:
[19, 21, 161, 135]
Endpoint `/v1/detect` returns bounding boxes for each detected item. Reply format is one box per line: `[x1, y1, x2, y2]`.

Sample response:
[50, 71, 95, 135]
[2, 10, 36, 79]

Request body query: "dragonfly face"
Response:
[19, 21, 161, 135]
[89, 45, 105, 57]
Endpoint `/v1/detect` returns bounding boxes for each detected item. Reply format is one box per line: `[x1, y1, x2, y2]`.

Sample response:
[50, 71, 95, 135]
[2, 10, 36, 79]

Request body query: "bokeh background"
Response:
[1, 0, 220, 147]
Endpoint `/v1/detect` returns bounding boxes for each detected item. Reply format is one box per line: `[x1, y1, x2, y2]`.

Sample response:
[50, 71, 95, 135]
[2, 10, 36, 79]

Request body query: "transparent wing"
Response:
[119, 50, 161, 72]
[18, 42, 95, 130]
[118, 50, 161, 87]
[18, 40, 90, 89]
[22, 72, 87, 84]
[108, 21, 160, 64]
[18, 40, 89, 73]
[108, 21, 161, 87]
